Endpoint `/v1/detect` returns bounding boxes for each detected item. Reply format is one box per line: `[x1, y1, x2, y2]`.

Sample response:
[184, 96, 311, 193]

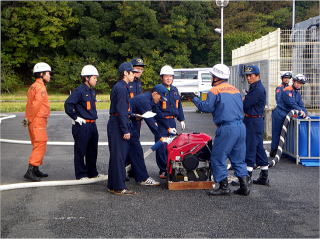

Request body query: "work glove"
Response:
[180, 121, 186, 130]
[168, 128, 177, 135]
[185, 93, 197, 101]
[160, 137, 175, 144]
[22, 118, 29, 127]
[299, 110, 306, 118]
[75, 117, 86, 125]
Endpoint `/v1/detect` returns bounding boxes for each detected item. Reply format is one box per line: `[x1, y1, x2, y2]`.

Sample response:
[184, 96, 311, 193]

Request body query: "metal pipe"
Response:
[292, 0, 295, 29]
[221, 6, 224, 64]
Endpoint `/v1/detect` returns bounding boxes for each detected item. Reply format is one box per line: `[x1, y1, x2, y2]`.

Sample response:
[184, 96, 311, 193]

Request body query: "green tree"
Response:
[1, 1, 319, 93]
[66, 2, 119, 60]
[1, 1, 77, 67]
[111, 1, 160, 60]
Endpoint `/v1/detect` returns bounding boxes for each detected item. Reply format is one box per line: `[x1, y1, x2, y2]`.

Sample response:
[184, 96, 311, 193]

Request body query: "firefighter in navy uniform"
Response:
[270, 74, 309, 159]
[64, 65, 100, 180]
[189, 64, 250, 196]
[270, 72, 292, 157]
[107, 62, 139, 195]
[154, 65, 186, 179]
[130, 84, 168, 181]
[126, 58, 145, 179]
[129, 57, 145, 98]
[243, 65, 269, 186]
[275, 72, 292, 105]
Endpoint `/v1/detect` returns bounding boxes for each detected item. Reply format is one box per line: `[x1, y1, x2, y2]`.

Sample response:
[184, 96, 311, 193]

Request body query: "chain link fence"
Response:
[231, 16, 320, 110]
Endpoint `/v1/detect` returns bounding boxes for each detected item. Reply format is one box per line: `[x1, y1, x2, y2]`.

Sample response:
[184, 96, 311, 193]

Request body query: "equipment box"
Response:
[283, 116, 320, 166]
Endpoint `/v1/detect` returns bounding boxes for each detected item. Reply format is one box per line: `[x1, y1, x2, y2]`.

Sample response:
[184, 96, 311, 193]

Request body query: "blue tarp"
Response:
[300, 160, 320, 167]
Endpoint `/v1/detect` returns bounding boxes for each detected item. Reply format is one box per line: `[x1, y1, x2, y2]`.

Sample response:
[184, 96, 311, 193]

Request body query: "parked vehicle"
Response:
[172, 68, 212, 98]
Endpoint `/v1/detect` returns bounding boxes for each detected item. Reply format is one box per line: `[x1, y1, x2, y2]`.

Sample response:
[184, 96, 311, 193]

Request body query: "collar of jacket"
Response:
[249, 80, 261, 90]
[35, 78, 44, 84]
[146, 91, 155, 105]
[212, 80, 227, 87]
[82, 83, 91, 91]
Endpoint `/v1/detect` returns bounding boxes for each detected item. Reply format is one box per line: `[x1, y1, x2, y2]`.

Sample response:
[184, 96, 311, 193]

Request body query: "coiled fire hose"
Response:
[269, 109, 301, 167]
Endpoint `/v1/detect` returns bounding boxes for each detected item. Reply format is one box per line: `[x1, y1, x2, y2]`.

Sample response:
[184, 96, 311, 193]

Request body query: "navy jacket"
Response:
[109, 80, 131, 134]
[154, 85, 185, 129]
[64, 83, 98, 120]
[243, 80, 266, 116]
[128, 77, 143, 99]
[277, 85, 307, 114]
[130, 92, 159, 138]
[275, 82, 288, 105]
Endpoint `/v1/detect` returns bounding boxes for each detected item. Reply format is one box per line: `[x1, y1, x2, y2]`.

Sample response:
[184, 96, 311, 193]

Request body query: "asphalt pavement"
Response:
[1, 109, 319, 238]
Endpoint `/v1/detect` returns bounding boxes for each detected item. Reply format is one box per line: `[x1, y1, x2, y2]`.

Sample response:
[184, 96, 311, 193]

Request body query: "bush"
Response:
[1, 59, 23, 93]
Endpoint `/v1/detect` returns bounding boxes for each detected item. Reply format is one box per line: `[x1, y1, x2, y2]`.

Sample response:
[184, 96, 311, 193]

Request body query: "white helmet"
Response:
[33, 62, 51, 73]
[81, 65, 99, 76]
[160, 65, 174, 76]
[209, 64, 230, 80]
[293, 74, 307, 84]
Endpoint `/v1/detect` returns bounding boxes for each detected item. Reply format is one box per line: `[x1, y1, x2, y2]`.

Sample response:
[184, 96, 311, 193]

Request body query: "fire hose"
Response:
[0, 175, 108, 192]
[268, 109, 301, 167]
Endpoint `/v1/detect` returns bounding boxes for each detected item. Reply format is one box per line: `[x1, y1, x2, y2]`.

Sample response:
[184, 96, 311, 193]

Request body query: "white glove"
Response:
[180, 121, 186, 130]
[160, 137, 175, 144]
[305, 116, 311, 119]
[168, 128, 177, 135]
[75, 117, 86, 125]
[299, 111, 306, 118]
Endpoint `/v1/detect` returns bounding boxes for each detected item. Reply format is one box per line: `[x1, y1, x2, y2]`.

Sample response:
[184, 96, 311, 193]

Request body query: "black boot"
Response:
[24, 165, 41, 182]
[247, 171, 252, 185]
[128, 170, 135, 178]
[34, 166, 48, 177]
[231, 171, 252, 186]
[207, 178, 231, 196]
[234, 176, 250, 196]
[269, 149, 277, 158]
[253, 170, 270, 186]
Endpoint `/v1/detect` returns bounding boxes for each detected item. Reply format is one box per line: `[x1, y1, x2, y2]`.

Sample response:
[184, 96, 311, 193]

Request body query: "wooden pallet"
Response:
[167, 180, 214, 190]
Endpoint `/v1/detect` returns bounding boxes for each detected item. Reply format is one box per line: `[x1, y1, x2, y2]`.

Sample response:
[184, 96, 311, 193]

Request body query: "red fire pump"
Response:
[166, 133, 212, 184]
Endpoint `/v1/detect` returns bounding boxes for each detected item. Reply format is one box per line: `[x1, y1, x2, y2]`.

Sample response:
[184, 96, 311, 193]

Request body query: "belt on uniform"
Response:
[216, 120, 242, 127]
[245, 114, 263, 118]
[110, 113, 129, 118]
[86, 119, 95, 123]
[165, 116, 175, 119]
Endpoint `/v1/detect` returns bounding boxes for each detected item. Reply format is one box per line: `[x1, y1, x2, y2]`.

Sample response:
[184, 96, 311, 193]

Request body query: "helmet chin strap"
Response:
[292, 83, 300, 90]
[211, 78, 224, 86]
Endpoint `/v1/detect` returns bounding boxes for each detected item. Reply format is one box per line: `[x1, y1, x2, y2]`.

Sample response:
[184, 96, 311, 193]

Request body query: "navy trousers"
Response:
[128, 120, 149, 182]
[271, 108, 286, 151]
[72, 122, 98, 179]
[107, 117, 130, 191]
[126, 120, 141, 165]
[211, 121, 248, 183]
[244, 117, 268, 167]
[156, 118, 176, 173]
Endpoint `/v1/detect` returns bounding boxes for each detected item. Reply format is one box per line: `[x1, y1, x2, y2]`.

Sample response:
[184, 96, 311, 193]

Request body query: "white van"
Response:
[172, 68, 212, 98]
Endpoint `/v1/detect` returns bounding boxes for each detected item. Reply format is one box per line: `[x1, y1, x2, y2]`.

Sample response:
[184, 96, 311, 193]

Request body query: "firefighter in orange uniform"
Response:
[23, 62, 52, 181]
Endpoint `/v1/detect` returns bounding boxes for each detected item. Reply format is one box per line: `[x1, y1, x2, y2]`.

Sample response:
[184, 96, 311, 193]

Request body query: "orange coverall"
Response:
[25, 78, 50, 166]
